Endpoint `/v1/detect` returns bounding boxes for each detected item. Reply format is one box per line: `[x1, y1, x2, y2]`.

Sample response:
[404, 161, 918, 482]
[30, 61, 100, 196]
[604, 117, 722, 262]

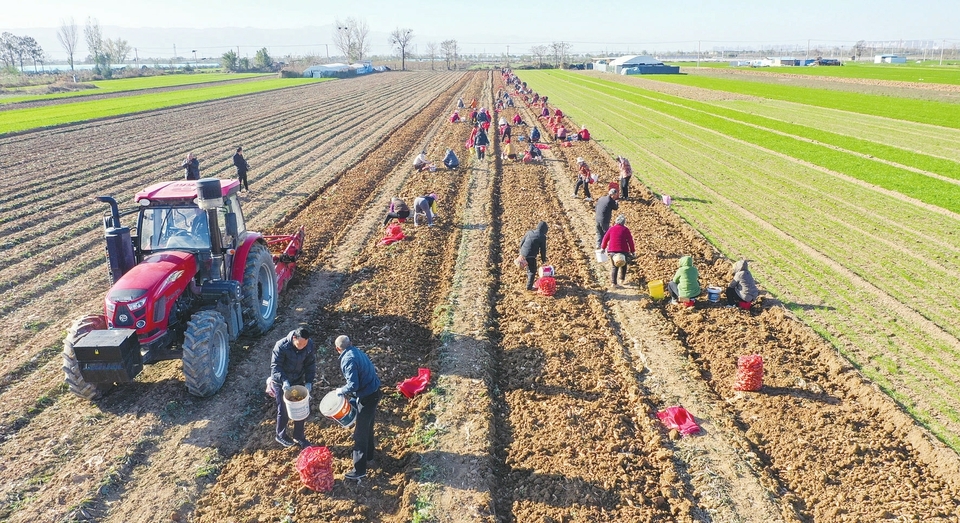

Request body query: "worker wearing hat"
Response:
[573, 157, 593, 201]
[413, 193, 439, 227]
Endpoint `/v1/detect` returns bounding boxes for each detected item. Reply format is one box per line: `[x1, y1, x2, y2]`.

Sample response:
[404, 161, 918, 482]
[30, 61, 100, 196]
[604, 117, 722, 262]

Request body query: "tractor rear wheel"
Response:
[62, 314, 114, 400]
[241, 242, 278, 335]
[182, 310, 230, 397]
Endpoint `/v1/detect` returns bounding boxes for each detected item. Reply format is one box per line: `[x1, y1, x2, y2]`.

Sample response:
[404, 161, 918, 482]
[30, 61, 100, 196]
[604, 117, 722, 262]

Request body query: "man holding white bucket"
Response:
[269, 327, 316, 449]
[334, 335, 382, 482]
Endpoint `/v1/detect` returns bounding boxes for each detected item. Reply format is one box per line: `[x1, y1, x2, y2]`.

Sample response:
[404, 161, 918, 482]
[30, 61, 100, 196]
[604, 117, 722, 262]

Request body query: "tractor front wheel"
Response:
[241, 242, 278, 335]
[62, 314, 114, 400]
[182, 310, 230, 397]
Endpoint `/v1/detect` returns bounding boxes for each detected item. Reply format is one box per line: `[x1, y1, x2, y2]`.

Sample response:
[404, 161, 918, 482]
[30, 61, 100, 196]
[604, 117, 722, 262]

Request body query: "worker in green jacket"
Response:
[667, 255, 701, 303]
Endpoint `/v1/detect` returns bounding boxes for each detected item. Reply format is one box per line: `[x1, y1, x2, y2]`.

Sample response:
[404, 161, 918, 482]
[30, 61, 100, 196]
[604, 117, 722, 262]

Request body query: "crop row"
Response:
[526, 70, 960, 448]
[646, 73, 960, 129]
[555, 73, 960, 212]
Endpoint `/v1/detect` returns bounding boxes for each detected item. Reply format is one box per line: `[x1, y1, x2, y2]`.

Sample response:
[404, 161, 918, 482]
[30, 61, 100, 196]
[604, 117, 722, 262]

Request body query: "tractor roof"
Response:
[135, 179, 240, 204]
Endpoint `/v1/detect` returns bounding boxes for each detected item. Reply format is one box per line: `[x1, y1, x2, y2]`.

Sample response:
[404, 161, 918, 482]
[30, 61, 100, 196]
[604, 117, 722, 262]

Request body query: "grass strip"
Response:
[0, 78, 328, 135]
[639, 72, 960, 129]
[0, 73, 270, 104]
[677, 62, 960, 85]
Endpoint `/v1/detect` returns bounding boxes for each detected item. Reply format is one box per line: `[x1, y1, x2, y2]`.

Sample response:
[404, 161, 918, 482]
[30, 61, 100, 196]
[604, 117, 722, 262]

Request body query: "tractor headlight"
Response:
[128, 296, 148, 311]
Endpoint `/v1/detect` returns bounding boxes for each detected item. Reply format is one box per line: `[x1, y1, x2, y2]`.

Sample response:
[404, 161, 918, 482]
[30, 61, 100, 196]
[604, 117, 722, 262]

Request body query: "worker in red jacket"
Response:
[600, 214, 636, 288]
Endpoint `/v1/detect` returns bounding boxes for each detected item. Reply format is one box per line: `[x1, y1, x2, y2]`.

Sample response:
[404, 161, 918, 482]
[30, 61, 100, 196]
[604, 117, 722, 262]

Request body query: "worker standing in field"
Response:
[617, 156, 633, 200]
[573, 157, 593, 201]
[474, 126, 490, 161]
[269, 327, 316, 449]
[601, 214, 636, 288]
[182, 152, 200, 181]
[594, 188, 619, 249]
[518, 221, 548, 291]
[233, 146, 250, 192]
[333, 335, 382, 482]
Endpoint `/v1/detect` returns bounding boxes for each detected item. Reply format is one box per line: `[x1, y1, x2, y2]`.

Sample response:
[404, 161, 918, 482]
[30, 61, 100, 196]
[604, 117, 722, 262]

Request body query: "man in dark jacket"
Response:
[474, 127, 490, 161]
[270, 327, 316, 449]
[233, 146, 250, 191]
[594, 188, 619, 249]
[182, 153, 200, 181]
[334, 335, 382, 481]
[518, 221, 548, 291]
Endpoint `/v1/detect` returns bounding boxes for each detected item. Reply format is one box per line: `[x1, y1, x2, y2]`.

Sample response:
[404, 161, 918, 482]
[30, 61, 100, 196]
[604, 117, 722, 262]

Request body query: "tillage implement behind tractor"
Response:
[63, 178, 305, 400]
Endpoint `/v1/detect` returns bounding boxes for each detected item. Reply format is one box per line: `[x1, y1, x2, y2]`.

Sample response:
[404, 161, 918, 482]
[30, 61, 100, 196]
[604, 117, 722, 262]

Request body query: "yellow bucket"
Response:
[648, 280, 665, 300]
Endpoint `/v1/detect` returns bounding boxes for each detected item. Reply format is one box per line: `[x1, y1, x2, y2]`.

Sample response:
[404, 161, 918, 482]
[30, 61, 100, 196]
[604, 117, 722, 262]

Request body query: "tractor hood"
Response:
[110, 251, 197, 297]
[106, 252, 198, 332]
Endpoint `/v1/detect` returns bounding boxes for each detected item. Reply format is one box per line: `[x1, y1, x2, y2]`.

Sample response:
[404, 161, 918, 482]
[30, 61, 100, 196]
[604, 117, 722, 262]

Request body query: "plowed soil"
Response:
[1, 69, 959, 523]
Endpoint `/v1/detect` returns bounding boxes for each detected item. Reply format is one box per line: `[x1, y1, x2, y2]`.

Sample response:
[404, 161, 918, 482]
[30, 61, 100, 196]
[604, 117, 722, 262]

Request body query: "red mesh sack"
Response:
[734, 354, 764, 391]
[296, 446, 334, 492]
[656, 406, 700, 435]
[535, 276, 556, 296]
[379, 224, 405, 246]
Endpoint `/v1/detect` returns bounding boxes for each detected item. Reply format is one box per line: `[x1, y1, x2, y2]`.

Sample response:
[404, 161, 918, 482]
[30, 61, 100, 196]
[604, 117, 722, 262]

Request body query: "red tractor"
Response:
[63, 178, 305, 399]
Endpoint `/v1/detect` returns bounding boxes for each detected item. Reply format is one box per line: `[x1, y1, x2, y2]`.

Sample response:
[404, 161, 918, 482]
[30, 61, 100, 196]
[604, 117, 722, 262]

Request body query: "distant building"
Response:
[874, 54, 907, 64]
[768, 57, 801, 66]
[303, 63, 352, 78]
[605, 55, 680, 75]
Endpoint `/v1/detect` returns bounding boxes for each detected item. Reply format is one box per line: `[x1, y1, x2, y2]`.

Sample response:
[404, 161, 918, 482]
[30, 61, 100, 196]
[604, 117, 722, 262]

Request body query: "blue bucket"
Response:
[707, 286, 721, 303]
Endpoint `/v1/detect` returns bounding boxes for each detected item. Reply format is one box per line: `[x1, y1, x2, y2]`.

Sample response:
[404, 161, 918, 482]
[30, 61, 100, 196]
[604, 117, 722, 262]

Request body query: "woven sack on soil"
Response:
[535, 276, 556, 296]
[296, 446, 334, 492]
[734, 354, 764, 391]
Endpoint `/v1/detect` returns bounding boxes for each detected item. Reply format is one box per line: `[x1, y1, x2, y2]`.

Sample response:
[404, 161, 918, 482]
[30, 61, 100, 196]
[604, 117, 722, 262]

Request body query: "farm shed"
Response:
[767, 57, 801, 66]
[593, 59, 610, 73]
[609, 55, 679, 75]
[303, 64, 351, 78]
[350, 61, 374, 75]
[874, 54, 907, 64]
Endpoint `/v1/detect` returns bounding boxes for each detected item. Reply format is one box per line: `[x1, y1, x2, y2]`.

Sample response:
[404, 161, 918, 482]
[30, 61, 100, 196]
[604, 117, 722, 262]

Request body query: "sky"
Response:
[3, 0, 959, 61]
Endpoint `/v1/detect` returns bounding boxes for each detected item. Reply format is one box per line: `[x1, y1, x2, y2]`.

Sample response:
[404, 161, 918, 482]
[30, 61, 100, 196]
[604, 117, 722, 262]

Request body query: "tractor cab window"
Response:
[140, 206, 212, 251]
[219, 194, 246, 247]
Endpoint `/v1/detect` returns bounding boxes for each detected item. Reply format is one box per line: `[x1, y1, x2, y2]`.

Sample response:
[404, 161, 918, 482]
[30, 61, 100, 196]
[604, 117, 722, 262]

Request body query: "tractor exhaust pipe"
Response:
[97, 196, 136, 283]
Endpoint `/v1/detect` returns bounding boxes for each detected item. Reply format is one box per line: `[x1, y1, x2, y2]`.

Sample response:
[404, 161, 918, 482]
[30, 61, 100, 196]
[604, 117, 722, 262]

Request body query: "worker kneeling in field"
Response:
[383, 197, 410, 227]
[668, 256, 702, 304]
[518, 221, 549, 291]
[726, 259, 759, 306]
[413, 151, 434, 172]
[442, 148, 460, 170]
[413, 193, 438, 226]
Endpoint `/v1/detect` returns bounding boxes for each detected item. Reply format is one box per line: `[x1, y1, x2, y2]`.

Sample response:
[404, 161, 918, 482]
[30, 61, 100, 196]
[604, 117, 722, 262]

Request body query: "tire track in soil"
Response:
[0, 74, 461, 438]
[486, 76, 685, 523]
[524, 74, 960, 521]
[0, 72, 468, 522]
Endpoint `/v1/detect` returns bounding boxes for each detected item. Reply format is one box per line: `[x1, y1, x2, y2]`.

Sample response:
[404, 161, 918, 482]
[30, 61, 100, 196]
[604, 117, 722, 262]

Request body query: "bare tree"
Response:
[333, 18, 370, 62]
[530, 45, 547, 68]
[0, 33, 21, 70]
[549, 41, 571, 68]
[440, 39, 458, 70]
[424, 42, 437, 70]
[57, 18, 79, 71]
[105, 37, 131, 64]
[388, 27, 414, 71]
[20, 36, 44, 72]
[84, 17, 107, 74]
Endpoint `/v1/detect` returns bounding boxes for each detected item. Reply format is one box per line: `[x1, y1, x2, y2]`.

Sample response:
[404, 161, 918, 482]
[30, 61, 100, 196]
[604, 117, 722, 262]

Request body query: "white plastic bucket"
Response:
[707, 286, 722, 303]
[283, 385, 311, 421]
[595, 249, 608, 263]
[539, 265, 555, 278]
[319, 389, 357, 428]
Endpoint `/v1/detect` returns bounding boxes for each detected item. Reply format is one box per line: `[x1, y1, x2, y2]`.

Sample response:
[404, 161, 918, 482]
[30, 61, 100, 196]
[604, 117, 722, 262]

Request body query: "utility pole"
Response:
[940, 39, 945, 65]
[506, 44, 510, 67]
[173, 44, 177, 65]
[697, 40, 701, 67]
[134, 48, 139, 68]
[325, 44, 329, 60]
[806, 39, 810, 60]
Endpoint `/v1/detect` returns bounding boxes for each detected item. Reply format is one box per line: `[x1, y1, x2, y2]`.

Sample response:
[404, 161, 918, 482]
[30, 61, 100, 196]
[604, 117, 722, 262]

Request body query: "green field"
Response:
[672, 61, 960, 84]
[524, 69, 960, 450]
[0, 77, 328, 135]
[0, 73, 271, 104]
